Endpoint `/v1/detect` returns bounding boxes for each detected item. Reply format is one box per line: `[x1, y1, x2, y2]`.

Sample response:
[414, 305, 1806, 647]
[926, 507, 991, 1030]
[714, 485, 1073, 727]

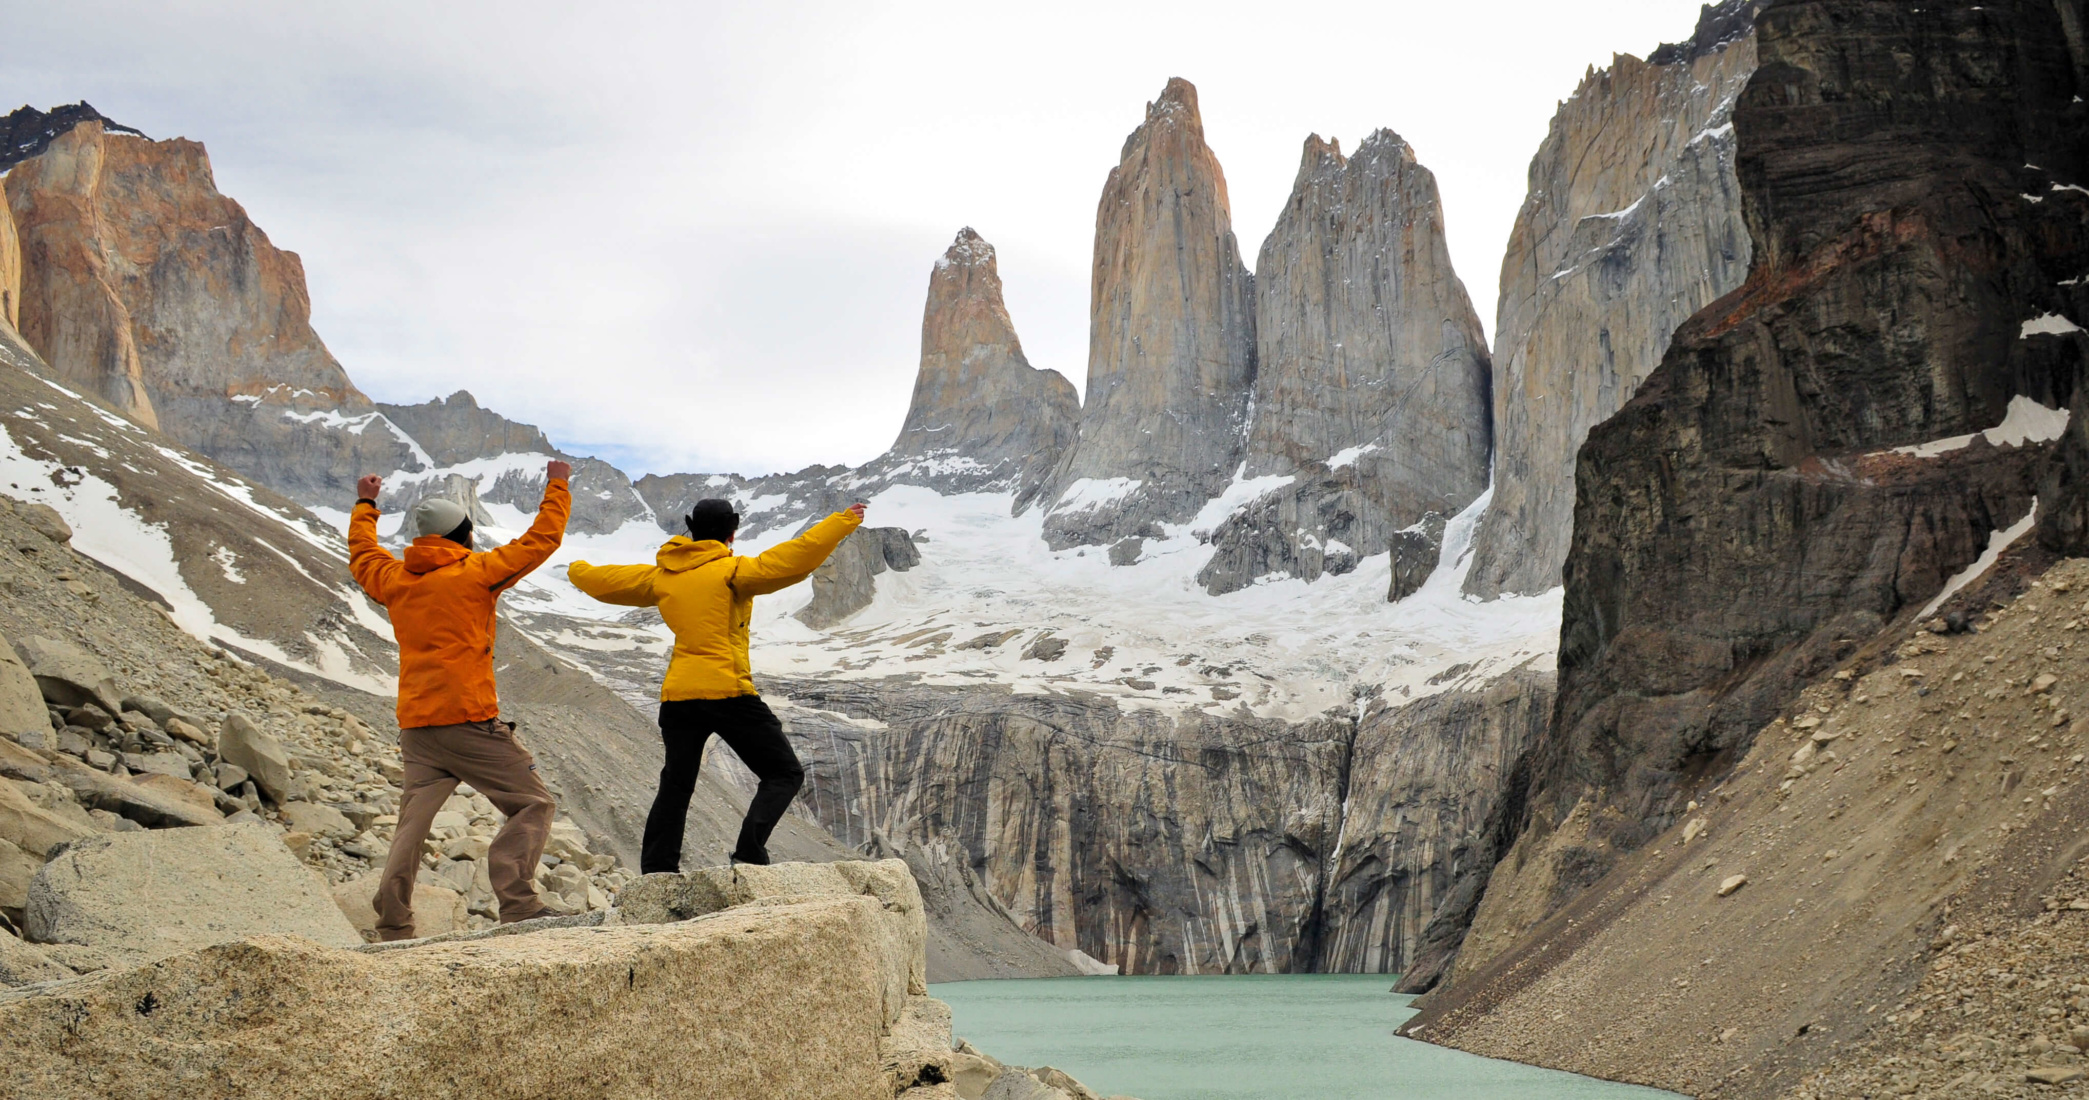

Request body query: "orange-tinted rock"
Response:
[890, 228, 1078, 503]
[5, 121, 417, 497]
[1041, 78, 1257, 548]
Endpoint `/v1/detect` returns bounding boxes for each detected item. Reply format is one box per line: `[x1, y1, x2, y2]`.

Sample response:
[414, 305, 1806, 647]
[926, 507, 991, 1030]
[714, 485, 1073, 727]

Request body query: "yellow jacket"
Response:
[567, 511, 862, 700]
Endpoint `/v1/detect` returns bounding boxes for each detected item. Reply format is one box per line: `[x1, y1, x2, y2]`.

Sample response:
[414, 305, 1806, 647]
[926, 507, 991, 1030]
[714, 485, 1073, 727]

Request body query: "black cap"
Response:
[685, 498, 741, 543]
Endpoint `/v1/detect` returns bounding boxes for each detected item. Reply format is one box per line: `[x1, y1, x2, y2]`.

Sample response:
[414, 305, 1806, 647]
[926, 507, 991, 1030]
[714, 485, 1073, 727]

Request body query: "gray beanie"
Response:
[410, 497, 471, 540]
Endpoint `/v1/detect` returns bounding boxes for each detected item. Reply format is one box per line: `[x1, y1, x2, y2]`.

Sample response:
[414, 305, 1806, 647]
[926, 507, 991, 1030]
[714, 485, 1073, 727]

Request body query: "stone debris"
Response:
[26, 821, 361, 970]
[0, 497, 635, 979]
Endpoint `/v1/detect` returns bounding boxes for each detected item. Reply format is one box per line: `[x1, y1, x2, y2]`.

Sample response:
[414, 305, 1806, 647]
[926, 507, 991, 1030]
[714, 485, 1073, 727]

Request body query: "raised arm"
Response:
[481, 462, 573, 593]
[568, 560, 661, 606]
[348, 474, 402, 602]
[732, 507, 865, 596]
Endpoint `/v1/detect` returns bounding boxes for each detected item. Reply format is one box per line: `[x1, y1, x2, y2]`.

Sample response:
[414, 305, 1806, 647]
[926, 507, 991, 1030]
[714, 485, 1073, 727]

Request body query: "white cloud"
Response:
[14, 0, 1717, 476]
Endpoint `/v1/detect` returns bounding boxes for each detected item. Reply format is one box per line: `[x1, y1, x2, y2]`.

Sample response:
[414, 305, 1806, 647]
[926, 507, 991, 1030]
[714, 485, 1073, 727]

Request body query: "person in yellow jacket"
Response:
[568, 497, 864, 871]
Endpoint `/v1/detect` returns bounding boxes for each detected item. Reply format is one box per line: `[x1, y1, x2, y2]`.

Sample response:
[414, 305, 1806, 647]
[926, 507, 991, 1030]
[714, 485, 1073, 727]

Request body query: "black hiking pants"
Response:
[641, 694, 805, 873]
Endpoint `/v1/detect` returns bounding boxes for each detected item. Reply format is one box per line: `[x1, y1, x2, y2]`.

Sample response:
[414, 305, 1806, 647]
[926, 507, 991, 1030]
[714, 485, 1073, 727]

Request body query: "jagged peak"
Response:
[1647, 0, 1764, 65]
[0, 102, 149, 172]
[1122, 77, 1206, 159]
[934, 226, 996, 272]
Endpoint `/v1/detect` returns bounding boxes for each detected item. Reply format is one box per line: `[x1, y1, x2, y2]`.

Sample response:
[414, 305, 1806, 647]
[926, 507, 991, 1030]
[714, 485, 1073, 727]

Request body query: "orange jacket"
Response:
[348, 480, 570, 728]
[567, 511, 861, 700]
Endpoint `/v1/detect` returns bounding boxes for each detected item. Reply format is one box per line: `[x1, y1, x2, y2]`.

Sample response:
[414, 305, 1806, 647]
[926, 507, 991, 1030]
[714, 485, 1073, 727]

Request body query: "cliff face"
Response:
[1041, 78, 1257, 552]
[890, 228, 1079, 503]
[1441, 0, 2088, 1004]
[1463, 6, 1759, 599]
[1199, 131, 1491, 594]
[776, 673, 1547, 978]
[4, 120, 419, 495]
[0, 181, 18, 331]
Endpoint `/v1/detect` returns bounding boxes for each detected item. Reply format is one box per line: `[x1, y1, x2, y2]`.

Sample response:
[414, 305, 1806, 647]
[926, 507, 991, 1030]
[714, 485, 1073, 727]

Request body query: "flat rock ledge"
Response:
[0, 859, 1131, 1100]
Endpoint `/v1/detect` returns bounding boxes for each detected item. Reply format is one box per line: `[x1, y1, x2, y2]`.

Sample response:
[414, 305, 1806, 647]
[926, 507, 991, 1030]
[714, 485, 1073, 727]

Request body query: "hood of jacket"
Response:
[403, 536, 471, 575]
[656, 536, 731, 573]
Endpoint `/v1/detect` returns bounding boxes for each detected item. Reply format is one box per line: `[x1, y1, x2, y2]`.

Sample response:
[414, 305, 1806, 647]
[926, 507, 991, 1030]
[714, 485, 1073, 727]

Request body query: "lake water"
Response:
[931, 975, 1684, 1100]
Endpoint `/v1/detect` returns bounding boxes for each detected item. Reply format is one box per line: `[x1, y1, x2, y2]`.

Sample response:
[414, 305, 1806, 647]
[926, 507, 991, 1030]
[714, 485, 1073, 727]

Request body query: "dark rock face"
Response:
[795, 527, 920, 628]
[1487, 0, 2089, 946]
[1203, 131, 1489, 594]
[1195, 472, 1365, 591]
[889, 228, 1079, 505]
[1387, 513, 1447, 603]
[0, 103, 145, 172]
[1039, 78, 1257, 550]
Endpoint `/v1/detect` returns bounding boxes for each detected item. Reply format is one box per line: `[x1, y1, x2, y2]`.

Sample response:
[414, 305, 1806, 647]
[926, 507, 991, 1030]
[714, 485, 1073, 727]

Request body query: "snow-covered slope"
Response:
[455, 464, 1560, 722]
[0, 325, 397, 694]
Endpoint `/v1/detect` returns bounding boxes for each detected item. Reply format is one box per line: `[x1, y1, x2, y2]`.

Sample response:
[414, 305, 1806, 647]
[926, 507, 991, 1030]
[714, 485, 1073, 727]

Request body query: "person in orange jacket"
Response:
[348, 460, 572, 940]
[567, 497, 864, 871]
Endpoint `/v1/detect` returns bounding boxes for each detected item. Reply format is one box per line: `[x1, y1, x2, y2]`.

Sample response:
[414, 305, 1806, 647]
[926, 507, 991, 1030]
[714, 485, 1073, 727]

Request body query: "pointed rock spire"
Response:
[1197, 127, 1490, 594]
[890, 227, 1078, 499]
[1041, 77, 1258, 550]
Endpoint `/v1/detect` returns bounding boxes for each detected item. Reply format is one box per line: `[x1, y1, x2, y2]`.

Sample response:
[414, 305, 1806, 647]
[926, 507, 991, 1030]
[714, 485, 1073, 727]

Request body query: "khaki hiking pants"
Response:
[375, 718, 555, 940]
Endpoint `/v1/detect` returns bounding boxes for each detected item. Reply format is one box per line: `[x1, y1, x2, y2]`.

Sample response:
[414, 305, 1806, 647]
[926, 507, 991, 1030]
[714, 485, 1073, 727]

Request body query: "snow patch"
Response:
[1890, 396, 2070, 458]
[1051, 477, 1143, 515]
[1327, 442, 1380, 470]
[1920, 501, 2038, 620]
[2022, 313, 2084, 337]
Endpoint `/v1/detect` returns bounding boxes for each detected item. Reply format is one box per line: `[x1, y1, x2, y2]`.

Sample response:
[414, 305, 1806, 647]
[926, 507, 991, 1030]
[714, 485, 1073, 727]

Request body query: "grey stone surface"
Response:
[25, 820, 360, 969]
[1038, 78, 1257, 549]
[1216, 129, 1490, 592]
[1464, 27, 1757, 598]
[14, 635, 120, 715]
[796, 525, 919, 628]
[0, 930, 71, 986]
[19, 503, 68, 545]
[218, 712, 292, 803]
[1388, 513, 1448, 603]
[0, 632, 48, 738]
[886, 228, 1079, 506]
[0, 781, 91, 859]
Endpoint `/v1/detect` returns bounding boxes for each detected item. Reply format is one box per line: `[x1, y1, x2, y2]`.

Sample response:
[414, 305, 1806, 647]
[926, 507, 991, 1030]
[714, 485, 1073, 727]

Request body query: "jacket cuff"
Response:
[355, 499, 378, 510]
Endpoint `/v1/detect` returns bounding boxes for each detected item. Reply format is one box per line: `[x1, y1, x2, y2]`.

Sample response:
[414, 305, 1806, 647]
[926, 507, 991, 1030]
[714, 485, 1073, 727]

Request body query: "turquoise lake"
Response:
[930, 974, 1685, 1100]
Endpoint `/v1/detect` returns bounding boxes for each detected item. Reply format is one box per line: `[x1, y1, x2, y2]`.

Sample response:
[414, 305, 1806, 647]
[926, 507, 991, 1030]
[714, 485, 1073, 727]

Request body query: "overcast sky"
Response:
[9, 0, 1713, 477]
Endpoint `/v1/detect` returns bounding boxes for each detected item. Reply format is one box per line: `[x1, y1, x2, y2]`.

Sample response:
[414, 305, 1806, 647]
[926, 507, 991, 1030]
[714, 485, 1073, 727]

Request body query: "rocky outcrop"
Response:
[0, 858, 1121, 1100]
[5, 120, 421, 496]
[368, 398, 648, 536]
[25, 821, 362, 969]
[1387, 512, 1447, 603]
[0, 102, 146, 172]
[1, 899, 904, 1100]
[889, 229, 1079, 504]
[1463, 2, 1760, 599]
[1201, 131, 1490, 594]
[1040, 78, 1257, 550]
[1448, 0, 2089, 1001]
[798, 527, 921, 628]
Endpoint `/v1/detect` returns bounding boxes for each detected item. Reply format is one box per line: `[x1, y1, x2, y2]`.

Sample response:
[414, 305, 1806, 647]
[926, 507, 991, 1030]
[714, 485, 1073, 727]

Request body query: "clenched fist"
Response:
[847, 502, 867, 520]
[547, 460, 572, 482]
[357, 474, 383, 502]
